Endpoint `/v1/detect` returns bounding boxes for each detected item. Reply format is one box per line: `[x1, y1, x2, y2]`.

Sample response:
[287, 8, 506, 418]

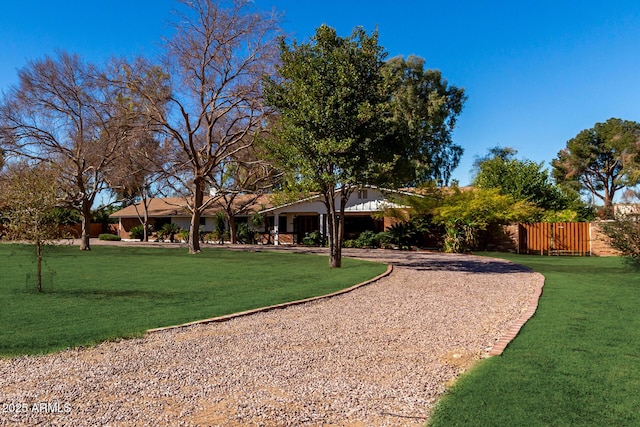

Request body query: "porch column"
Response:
[319, 214, 325, 240]
[274, 212, 279, 246]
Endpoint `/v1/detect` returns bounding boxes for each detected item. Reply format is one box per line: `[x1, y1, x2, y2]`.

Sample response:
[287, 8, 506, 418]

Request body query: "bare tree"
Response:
[106, 125, 170, 241]
[211, 142, 278, 243]
[0, 51, 134, 250]
[0, 163, 62, 292]
[123, 0, 282, 253]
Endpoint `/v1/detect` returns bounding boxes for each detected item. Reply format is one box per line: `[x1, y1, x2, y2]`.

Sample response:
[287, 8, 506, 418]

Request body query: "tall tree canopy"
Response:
[263, 25, 391, 268]
[123, 0, 281, 253]
[552, 118, 640, 217]
[473, 146, 590, 220]
[263, 25, 465, 267]
[383, 55, 466, 186]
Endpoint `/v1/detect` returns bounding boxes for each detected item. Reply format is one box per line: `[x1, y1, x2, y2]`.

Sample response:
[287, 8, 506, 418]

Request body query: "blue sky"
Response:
[2, 1, 640, 185]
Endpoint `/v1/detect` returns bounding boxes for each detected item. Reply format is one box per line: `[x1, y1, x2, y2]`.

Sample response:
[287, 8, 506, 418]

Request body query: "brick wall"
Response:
[590, 222, 621, 256]
[484, 224, 519, 252]
[65, 223, 117, 238]
[118, 218, 143, 239]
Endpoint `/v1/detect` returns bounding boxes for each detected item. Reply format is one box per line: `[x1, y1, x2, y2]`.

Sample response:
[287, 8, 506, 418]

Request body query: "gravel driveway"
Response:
[0, 247, 541, 426]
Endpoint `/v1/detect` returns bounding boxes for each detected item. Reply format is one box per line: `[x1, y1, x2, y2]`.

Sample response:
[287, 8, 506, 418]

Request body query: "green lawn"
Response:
[0, 244, 387, 358]
[428, 253, 640, 427]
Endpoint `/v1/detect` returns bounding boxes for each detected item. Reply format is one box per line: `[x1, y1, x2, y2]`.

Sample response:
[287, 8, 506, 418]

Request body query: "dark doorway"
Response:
[344, 215, 384, 240]
[295, 215, 319, 243]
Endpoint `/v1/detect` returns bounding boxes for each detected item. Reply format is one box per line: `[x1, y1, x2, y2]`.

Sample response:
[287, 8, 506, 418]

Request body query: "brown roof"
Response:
[110, 194, 273, 218]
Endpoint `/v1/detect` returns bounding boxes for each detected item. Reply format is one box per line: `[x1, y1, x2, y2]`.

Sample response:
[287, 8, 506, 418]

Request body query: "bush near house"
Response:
[176, 229, 190, 242]
[343, 230, 391, 249]
[302, 230, 324, 246]
[158, 223, 181, 242]
[98, 233, 121, 241]
[236, 222, 258, 244]
[129, 224, 151, 241]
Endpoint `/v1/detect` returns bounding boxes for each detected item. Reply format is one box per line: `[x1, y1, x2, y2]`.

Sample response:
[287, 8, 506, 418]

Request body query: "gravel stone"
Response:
[0, 248, 540, 426]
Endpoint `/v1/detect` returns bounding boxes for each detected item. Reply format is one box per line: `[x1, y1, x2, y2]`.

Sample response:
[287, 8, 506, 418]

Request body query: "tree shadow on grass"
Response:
[387, 254, 533, 274]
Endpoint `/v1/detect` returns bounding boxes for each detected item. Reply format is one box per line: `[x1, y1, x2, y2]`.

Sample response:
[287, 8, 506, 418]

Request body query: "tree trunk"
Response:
[80, 200, 92, 251]
[330, 213, 342, 268]
[189, 182, 204, 254]
[229, 215, 237, 244]
[324, 189, 342, 268]
[143, 203, 150, 242]
[603, 186, 615, 219]
[336, 192, 348, 265]
[36, 240, 43, 293]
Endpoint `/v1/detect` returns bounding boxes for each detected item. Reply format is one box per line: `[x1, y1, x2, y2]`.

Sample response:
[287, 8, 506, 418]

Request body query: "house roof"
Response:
[109, 185, 448, 219]
[259, 185, 418, 214]
[110, 194, 272, 218]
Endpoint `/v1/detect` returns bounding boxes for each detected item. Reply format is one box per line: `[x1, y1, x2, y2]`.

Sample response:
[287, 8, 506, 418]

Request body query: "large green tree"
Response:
[263, 25, 391, 268]
[383, 55, 466, 186]
[263, 25, 466, 267]
[552, 118, 640, 218]
[473, 146, 591, 220]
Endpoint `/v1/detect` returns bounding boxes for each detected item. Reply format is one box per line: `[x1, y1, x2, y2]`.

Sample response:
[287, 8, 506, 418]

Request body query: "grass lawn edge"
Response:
[146, 263, 394, 334]
[1, 244, 390, 358]
[481, 254, 546, 356]
[428, 254, 640, 427]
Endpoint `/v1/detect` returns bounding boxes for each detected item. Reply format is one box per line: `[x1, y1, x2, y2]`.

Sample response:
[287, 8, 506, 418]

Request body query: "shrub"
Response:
[342, 231, 398, 249]
[441, 219, 478, 253]
[386, 222, 416, 250]
[343, 239, 359, 248]
[376, 231, 393, 249]
[236, 222, 257, 244]
[600, 216, 640, 268]
[214, 212, 227, 233]
[98, 233, 121, 241]
[161, 223, 181, 242]
[355, 230, 379, 248]
[205, 229, 228, 244]
[129, 224, 151, 241]
[176, 229, 190, 242]
[302, 230, 323, 246]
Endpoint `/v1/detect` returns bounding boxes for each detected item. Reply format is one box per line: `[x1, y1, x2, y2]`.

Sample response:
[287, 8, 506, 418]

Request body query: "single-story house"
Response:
[259, 186, 410, 245]
[110, 186, 411, 244]
[110, 194, 272, 240]
[614, 203, 640, 217]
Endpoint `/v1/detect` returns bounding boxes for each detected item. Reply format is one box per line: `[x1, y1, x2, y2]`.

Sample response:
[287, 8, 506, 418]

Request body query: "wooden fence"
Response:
[518, 222, 591, 256]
